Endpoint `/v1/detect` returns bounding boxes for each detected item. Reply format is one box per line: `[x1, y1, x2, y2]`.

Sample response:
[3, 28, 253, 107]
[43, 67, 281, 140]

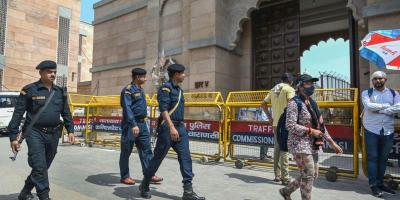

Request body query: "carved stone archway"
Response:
[301, 30, 349, 56]
[223, 0, 364, 51]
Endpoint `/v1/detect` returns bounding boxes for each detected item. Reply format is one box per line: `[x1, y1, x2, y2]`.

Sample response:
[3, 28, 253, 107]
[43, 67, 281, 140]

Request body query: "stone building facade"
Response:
[78, 21, 93, 83]
[0, 0, 81, 92]
[92, 0, 400, 96]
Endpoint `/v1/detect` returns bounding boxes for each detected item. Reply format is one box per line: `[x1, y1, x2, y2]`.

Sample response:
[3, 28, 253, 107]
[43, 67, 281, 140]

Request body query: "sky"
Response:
[80, 0, 100, 24]
[301, 38, 350, 82]
[80, 1, 350, 82]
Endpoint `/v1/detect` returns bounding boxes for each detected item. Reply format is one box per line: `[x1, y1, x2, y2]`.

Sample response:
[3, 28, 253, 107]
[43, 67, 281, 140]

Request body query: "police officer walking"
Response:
[139, 64, 205, 200]
[8, 60, 75, 200]
[119, 68, 163, 185]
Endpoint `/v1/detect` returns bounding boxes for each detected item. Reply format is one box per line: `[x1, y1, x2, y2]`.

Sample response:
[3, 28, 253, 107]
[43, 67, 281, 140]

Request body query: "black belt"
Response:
[135, 118, 146, 123]
[33, 125, 61, 134]
[171, 121, 183, 126]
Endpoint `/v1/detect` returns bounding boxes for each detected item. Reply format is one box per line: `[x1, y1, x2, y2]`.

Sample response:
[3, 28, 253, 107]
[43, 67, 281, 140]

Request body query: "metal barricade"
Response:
[62, 94, 92, 144]
[224, 91, 274, 168]
[84, 95, 122, 147]
[148, 94, 159, 148]
[224, 89, 359, 179]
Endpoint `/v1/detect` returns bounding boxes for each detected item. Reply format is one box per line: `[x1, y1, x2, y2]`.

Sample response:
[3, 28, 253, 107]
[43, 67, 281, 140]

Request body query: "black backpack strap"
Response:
[389, 88, 396, 105]
[292, 96, 303, 123]
[368, 88, 373, 97]
[389, 88, 395, 97]
[309, 98, 321, 119]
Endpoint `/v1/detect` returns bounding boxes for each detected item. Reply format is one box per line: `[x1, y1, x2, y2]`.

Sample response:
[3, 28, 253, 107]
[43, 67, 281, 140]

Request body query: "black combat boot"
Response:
[37, 191, 51, 200]
[18, 183, 35, 200]
[139, 177, 151, 199]
[17, 193, 34, 200]
[182, 183, 205, 200]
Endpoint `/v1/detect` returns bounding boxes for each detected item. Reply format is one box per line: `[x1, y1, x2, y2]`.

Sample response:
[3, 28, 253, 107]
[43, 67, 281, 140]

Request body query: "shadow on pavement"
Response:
[114, 186, 181, 200]
[313, 177, 400, 199]
[225, 173, 279, 184]
[0, 193, 21, 200]
[85, 173, 121, 187]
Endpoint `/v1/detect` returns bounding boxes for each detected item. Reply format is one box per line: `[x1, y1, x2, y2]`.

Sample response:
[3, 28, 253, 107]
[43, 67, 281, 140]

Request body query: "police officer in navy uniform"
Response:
[139, 64, 205, 200]
[119, 68, 163, 185]
[8, 60, 75, 200]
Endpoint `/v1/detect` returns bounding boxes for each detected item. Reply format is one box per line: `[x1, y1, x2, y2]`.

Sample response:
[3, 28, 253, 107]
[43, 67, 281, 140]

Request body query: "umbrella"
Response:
[359, 29, 400, 70]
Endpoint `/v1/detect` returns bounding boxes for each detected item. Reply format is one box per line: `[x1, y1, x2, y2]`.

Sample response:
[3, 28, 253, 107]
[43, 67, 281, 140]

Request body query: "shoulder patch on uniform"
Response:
[162, 87, 171, 93]
[22, 83, 35, 90]
[125, 84, 132, 90]
[32, 96, 46, 100]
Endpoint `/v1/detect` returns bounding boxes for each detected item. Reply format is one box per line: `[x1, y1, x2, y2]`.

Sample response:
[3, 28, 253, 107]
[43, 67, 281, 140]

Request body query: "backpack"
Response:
[276, 96, 320, 152]
[276, 96, 302, 152]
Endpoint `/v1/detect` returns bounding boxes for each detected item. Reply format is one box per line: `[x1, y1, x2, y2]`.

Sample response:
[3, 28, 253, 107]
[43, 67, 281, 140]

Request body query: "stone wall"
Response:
[79, 21, 93, 83]
[3, 0, 80, 92]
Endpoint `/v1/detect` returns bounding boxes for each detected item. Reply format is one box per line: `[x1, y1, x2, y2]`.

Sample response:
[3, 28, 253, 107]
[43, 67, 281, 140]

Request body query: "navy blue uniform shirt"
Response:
[157, 81, 184, 121]
[7, 80, 74, 141]
[120, 83, 148, 127]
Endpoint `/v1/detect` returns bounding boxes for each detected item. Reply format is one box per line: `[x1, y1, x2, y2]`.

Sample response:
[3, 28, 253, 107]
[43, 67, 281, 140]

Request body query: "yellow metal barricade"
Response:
[362, 89, 400, 188]
[224, 89, 359, 178]
[62, 94, 92, 144]
[80, 94, 153, 147]
[150, 92, 225, 162]
[184, 92, 225, 162]
[148, 94, 159, 148]
[84, 95, 121, 147]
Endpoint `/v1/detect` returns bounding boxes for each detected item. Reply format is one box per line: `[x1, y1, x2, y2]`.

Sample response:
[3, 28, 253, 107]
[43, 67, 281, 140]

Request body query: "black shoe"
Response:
[182, 191, 205, 200]
[37, 191, 51, 200]
[182, 183, 205, 200]
[379, 185, 396, 195]
[139, 180, 151, 199]
[18, 193, 34, 200]
[371, 186, 383, 198]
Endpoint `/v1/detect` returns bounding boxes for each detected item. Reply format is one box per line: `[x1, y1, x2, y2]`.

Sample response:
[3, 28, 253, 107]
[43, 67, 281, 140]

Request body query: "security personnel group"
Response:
[7, 60, 205, 200]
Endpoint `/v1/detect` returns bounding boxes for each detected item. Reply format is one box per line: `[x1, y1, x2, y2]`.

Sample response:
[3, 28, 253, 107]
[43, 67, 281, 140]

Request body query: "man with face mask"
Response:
[362, 71, 400, 197]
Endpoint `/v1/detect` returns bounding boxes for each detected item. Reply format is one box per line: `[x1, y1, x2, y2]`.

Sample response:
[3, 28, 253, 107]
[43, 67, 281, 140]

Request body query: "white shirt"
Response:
[362, 87, 400, 135]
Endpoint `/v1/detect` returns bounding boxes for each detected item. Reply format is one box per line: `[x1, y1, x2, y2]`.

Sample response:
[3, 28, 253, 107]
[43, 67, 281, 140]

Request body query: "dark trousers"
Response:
[365, 129, 394, 187]
[23, 128, 60, 199]
[144, 123, 194, 184]
[119, 122, 153, 179]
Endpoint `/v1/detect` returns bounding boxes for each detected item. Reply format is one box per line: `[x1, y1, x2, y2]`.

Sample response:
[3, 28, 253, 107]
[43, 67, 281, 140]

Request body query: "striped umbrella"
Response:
[359, 29, 400, 70]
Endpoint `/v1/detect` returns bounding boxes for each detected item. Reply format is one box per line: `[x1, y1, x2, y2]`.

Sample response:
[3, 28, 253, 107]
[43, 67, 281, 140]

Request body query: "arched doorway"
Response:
[251, 0, 300, 90]
[250, 0, 355, 89]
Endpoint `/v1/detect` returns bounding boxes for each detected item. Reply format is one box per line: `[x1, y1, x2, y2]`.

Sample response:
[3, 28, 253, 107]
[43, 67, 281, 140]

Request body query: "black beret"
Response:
[131, 68, 147, 76]
[167, 64, 185, 73]
[36, 60, 57, 70]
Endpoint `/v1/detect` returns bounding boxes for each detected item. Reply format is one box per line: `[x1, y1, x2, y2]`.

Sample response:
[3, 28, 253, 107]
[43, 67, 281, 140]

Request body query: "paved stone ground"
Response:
[0, 137, 399, 200]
